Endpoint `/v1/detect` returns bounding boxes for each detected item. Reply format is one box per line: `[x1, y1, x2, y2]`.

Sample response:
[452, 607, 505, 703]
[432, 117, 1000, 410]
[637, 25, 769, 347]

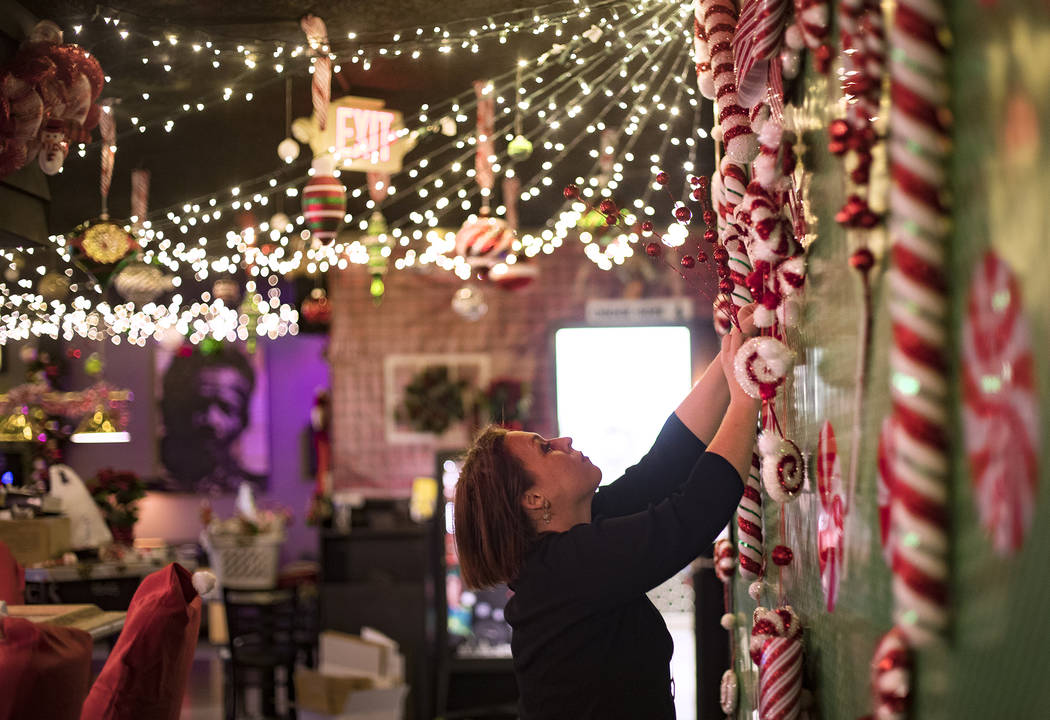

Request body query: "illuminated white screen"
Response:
[555, 326, 692, 485]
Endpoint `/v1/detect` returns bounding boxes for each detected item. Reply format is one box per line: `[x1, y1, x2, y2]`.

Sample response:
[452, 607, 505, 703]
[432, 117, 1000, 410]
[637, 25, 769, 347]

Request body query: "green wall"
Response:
[727, 1, 1050, 717]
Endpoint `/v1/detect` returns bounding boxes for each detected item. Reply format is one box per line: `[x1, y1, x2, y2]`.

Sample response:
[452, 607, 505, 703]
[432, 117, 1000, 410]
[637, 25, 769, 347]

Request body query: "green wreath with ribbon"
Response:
[395, 365, 470, 435]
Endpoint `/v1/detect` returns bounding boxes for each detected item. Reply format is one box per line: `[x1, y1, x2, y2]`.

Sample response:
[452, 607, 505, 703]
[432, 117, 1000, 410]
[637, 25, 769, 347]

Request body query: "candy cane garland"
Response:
[760, 637, 803, 720]
[733, 0, 791, 109]
[737, 451, 765, 580]
[701, 0, 759, 163]
[887, 0, 952, 646]
[871, 628, 910, 720]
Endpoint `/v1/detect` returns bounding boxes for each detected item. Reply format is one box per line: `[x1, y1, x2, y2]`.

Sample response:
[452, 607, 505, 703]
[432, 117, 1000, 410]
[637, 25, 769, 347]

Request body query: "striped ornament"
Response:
[736, 451, 764, 580]
[733, 0, 790, 109]
[454, 215, 515, 268]
[302, 173, 346, 244]
[759, 636, 802, 720]
[700, 0, 758, 163]
[887, 0, 952, 646]
[816, 420, 845, 613]
[870, 627, 910, 720]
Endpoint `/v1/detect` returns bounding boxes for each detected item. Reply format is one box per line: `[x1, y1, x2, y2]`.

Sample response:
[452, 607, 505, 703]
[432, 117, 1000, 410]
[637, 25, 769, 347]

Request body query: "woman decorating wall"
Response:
[453, 304, 760, 719]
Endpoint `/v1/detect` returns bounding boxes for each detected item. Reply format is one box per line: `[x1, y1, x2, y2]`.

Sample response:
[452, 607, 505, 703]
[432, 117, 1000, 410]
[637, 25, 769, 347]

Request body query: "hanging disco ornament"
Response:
[301, 155, 346, 244]
[113, 262, 173, 305]
[454, 212, 515, 270]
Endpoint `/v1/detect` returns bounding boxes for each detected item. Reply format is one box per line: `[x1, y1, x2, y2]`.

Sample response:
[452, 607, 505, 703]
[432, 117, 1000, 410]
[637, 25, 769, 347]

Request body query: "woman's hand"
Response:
[737, 302, 759, 338]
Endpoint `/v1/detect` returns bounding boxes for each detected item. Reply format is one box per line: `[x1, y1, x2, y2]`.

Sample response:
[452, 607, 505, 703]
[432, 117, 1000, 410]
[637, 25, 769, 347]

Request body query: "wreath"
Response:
[395, 365, 469, 435]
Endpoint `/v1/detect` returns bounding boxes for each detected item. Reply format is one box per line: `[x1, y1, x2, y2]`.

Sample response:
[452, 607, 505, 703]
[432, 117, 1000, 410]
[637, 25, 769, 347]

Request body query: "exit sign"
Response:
[293, 95, 415, 173]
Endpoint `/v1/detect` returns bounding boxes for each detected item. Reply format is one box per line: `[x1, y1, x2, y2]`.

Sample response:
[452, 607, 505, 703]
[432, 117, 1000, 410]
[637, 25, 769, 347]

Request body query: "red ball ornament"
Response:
[655, 171, 669, 185]
[850, 247, 875, 272]
[645, 242, 662, 257]
[703, 229, 717, 244]
[599, 198, 617, 215]
[718, 279, 733, 293]
[713, 246, 729, 262]
[563, 183, 580, 199]
[673, 206, 692, 223]
[691, 189, 705, 202]
[605, 213, 618, 226]
[696, 250, 708, 263]
[641, 220, 655, 234]
[680, 255, 695, 269]
[772, 545, 794, 566]
[702, 209, 717, 227]
[717, 265, 730, 280]
[689, 175, 702, 187]
[829, 119, 850, 141]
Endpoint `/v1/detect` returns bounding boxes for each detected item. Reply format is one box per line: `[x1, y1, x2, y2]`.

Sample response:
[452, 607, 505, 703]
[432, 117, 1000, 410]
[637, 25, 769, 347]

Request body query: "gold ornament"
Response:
[82, 222, 132, 264]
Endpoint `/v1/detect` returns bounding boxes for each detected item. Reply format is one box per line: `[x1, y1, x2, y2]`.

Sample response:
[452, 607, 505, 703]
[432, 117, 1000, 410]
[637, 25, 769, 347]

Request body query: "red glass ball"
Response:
[689, 175, 702, 187]
[655, 171, 669, 186]
[702, 209, 716, 227]
[772, 545, 794, 566]
[598, 198, 617, 215]
[691, 189, 704, 202]
[605, 213, 618, 226]
[680, 255, 695, 269]
[645, 242, 661, 257]
[563, 183, 580, 199]
[717, 265, 730, 280]
[829, 118, 850, 141]
[640, 220, 655, 234]
[712, 246, 729, 262]
[850, 247, 875, 272]
[673, 206, 692, 222]
[703, 229, 717, 243]
[696, 250, 708, 263]
[718, 279, 733, 293]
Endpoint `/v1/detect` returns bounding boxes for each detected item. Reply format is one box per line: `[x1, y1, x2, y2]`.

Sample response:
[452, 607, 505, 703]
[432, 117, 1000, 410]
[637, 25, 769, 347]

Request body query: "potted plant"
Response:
[88, 468, 147, 546]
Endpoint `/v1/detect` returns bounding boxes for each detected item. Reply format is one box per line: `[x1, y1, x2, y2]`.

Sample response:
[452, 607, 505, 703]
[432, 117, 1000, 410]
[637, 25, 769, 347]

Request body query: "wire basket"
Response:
[204, 532, 284, 590]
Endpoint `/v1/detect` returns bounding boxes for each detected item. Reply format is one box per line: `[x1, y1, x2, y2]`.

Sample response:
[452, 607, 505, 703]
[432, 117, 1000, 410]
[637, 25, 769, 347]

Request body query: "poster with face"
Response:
[156, 343, 269, 494]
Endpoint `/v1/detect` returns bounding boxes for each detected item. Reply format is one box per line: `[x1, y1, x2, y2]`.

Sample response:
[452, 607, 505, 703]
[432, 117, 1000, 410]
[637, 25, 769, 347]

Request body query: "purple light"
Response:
[37, 433, 47, 442]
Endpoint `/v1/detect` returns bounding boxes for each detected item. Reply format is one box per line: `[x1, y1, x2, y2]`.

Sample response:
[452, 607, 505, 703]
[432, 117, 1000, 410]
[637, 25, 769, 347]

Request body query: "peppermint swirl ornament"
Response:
[758, 430, 805, 503]
[734, 337, 794, 400]
[713, 537, 737, 582]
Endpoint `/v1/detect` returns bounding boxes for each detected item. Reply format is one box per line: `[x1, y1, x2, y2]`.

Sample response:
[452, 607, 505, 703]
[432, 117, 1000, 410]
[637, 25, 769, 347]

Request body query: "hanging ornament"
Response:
[113, 262, 173, 305]
[732, 0, 791, 108]
[84, 353, 103, 376]
[301, 288, 332, 325]
[269, 212, 291, 233]
[713, 537, 736, 582]
[364, 210, 391, 302]
[734, 337, 794, 400]
[38, 119, 69, 175]
[489, 259, 538, 291]
[962, 251, 1039, 556]
[721, 669, 739, 715]
[451, 285, 488, 321]
[212, 277, 242, 306]
[130, 168, 150, 231]
[78, 222, 132, 264]
[301, 15, 332, 132]
[301, 156, 346, 244]
[454, 212, 515, 269]
[758, 430, 805, 503]
[507, 135, 533, 160]
[277, 137, 300, 164]
[870, 627, 910, 720]
[817, 421, 846, 612]
[737, 451, 765, 581]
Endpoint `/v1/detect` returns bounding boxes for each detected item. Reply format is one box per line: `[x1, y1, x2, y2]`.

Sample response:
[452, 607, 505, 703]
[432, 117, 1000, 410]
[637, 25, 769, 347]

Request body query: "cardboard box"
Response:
[296, 684, 407, 720]
[0, 516, 71, 565]
[319, 630, 404, 684]
[295, 668, 376, 714]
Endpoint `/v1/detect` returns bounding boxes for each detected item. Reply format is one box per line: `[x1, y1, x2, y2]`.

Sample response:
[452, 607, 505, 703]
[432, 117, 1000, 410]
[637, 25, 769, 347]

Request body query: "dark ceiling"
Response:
[16, 0, 708, 251]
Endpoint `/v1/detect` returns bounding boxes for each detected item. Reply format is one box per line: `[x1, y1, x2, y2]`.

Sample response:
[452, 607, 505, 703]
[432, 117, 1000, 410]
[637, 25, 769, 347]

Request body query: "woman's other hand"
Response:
[737, 302, 759, 338]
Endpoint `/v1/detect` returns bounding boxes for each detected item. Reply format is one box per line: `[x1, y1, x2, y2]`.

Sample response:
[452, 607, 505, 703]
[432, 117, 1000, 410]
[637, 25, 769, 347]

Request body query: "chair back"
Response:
[223, 587, 298, 666]
[0, 541, 24, 605]
[80, 563, 203, 720]
[0, 616, 92, 720]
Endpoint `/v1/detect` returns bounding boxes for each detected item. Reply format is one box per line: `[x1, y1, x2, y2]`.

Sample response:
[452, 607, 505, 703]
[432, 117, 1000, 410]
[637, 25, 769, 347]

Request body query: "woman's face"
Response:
[504, 431, 602, 508]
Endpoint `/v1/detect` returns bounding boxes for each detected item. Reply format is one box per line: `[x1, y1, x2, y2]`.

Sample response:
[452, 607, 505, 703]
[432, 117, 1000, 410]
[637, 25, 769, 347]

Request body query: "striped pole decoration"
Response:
[693, 0, 716, 100]
[301, 15, 332, 131]
[473, 80, 496, 209]
[887, 0, 952, 646]
[302, 159, 346, 244]
[737, 450, 764, 580]
[792, 0, 831, 71]
[98, 101, 116, 217]
[130, 168, 150, 226]
[700, 0, 758, 163]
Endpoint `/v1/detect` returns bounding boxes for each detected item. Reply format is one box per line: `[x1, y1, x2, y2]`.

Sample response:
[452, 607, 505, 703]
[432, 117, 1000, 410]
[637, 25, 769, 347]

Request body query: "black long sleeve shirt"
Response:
[504, 414, 744, 720]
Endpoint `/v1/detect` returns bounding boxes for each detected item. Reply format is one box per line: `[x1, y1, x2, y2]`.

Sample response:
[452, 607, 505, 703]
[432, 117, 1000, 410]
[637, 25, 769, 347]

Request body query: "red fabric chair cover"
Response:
[79, 563, 202, 720]
[0, 616, 93, 720]
[0, 540, 25, 605]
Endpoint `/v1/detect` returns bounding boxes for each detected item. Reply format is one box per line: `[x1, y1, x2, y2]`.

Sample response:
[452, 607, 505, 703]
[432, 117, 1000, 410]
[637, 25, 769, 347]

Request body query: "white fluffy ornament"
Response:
[749, 580, 767, 602]
[759, 430, 805, 503]
[754, 303, 778, 329]
[734, 337, 794, 400]
[720, 612, 737, 630]
[192, 570, 217, 597]
[720, 669, 739, 714]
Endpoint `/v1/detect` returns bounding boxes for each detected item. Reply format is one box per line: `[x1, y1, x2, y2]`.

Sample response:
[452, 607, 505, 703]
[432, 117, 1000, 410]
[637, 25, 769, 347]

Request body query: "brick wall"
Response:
[328, 243, 711, 494]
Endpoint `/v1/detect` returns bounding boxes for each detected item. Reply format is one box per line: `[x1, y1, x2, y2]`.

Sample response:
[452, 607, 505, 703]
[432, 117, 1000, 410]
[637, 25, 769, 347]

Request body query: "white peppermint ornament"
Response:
[734, 337, 794, 400]
[759, 430, 805, 503]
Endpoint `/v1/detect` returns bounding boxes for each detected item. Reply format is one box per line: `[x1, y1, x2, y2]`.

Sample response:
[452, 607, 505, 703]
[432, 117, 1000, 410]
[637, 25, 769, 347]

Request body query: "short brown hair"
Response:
[453, 425, 537, 589]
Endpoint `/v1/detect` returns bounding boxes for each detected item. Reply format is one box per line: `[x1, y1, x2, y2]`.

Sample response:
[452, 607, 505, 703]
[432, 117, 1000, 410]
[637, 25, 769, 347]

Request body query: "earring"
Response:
[541, 499, 552, 525]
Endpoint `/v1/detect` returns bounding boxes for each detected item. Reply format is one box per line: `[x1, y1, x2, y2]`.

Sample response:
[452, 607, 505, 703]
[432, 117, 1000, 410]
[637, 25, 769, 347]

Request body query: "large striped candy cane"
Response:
[737, 451, 764, 580]
[301, 15, 332, 132]
[733, 0, 790, 109]
[701, 0, 758, 163]
[887, 0, 951, 646]
[693, 1, 716, 100]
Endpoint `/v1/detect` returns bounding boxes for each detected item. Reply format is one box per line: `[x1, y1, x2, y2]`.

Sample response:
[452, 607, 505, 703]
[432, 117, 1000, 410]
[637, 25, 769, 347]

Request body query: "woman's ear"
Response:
[521, 490, 546, 511]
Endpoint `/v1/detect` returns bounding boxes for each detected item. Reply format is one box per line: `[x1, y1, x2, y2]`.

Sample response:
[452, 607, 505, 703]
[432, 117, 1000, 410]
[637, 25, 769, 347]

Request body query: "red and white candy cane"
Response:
[701, 0, 758, 163]
[887, 0, 951, 646]
[962, 252, 1039, 556]
[759, 636, 802, 720]
[733, 0, 790, 109]
[816, 421, 845, 613]
[871, 628, 910, 720]
[792, 0, 831, 71]
[713, 537, 736, 583]
[720, 157, 748, 213]
[130, 168, 150, 227]
[876, 416, 897, 566]
[693, 1, 716, 100]
[300, 15, 332, 132]
[473, 80, 496, 210]
[736, 451, 764, 580]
